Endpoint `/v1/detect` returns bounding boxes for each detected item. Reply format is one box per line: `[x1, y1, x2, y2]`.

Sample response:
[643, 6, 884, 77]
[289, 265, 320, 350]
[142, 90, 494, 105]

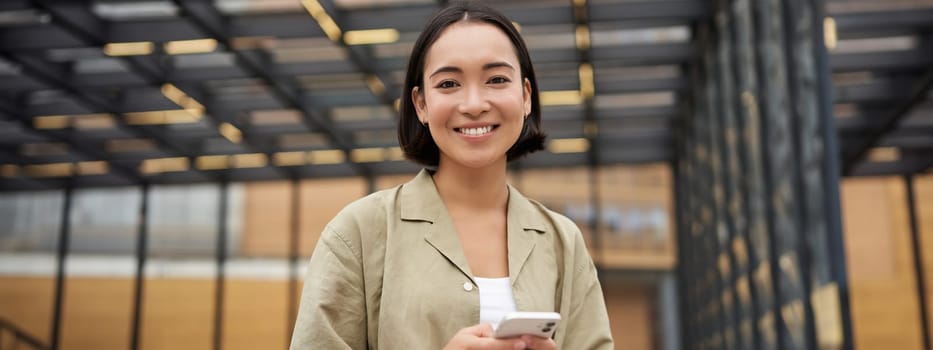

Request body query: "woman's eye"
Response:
[436, 81, 458, 89]
[489, 76, 511, 84]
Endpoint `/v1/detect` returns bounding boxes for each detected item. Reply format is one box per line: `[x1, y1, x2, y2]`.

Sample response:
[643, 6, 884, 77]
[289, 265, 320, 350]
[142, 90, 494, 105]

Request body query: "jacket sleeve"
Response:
[560, 226, 614, 350]
[290, 226, 367, 350]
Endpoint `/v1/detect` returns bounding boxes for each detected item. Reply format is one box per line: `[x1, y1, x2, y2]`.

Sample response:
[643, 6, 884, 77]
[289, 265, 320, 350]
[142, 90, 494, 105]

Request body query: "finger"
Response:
[519, 335, 556, 350]
[477, 337, 526, 350]
[475, 323, 495, 338]
[461, 323, 495, 337]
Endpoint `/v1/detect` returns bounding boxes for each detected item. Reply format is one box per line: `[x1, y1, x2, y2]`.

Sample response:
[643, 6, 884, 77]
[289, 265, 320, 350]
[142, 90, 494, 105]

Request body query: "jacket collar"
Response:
[400, 169, 547, 285]
[400, 168, 548, 233]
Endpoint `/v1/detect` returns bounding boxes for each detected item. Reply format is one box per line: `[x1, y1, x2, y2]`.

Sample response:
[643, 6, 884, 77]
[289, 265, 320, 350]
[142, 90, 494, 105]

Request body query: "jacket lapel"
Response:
[507, 185, 547, 286]
[400, 169, 474, 279]
[399, 170, 549, 283]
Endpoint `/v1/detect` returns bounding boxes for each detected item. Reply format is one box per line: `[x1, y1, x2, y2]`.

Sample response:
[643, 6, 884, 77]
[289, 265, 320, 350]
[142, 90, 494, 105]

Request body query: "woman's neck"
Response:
[432, 160, 509, 212]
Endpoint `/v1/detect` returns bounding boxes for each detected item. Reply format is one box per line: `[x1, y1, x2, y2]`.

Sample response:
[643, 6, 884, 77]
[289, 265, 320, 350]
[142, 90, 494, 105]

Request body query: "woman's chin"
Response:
[442, 154, 506, 170]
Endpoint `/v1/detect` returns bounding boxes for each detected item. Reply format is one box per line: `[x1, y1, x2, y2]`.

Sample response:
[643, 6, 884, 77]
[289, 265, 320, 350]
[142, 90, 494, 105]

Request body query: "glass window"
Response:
[0, 190, 63, 253]
[0, 190, 62, 344]
[142, 183, 230, 350]
[597, 164, 674, 270]
[60, 187, 140, 348]
[224, 181, 291, 350]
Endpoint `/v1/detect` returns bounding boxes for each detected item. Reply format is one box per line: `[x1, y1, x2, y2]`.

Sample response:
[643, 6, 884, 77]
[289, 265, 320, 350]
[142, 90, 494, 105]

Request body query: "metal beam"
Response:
[905, 174, 932, 350]
[0, 25, 85, 50]
[0, 146, 28, 165]
[212, 181, 229, 350]
[46, 61, 357, 90]
[2, 52, 210, 177]
[592, 43, 693, 65]
[0, 5, 710, 52]
[287, 178, 300, 345]
[0, 91, 142, 181]
[0, 0, 31, 11]
[0, 14, 324, 50]
[318, 0, 400, 107]
[568, 0, 605, 273]
[835, 106, 915, 130]
[833, 78, 913, 104]
[17, 74, 688, 116]
[33, 1, 105, 44]
[0, 150, 677, 192]
[170, 0, 368, 177]
[7, 1, 234, 176]
[588, 0, 709, 22]
[830, 48, 933, 72]
[595, 76, 688, 94]
[834, 8, 933, 40]
[49, 184, 73, 350]
[23, 2, 298, 180]
[129, 183, 149, 350]
[849, 152, 932, 176]
[842, 67, 933, 175]
[916, 157, 933, 176]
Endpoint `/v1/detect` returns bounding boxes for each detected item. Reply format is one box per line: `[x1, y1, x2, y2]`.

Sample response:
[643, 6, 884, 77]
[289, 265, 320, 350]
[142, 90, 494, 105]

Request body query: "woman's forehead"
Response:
[423, 21, 520, 71]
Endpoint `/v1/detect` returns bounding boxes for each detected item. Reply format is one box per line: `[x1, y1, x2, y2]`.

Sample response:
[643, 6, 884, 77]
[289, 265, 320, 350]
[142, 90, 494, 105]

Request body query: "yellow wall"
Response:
[917, 175, 933, 341]
[841, 175, 933, 350]
[0, 276, 53, 344]
[223, 280, 289, 350]
[0, 276, 655, 350]
[61, 277, 133, 349]
[5, 172, 931, 349]
[240, 178, 366, 258]
[603, 280, 656, 350]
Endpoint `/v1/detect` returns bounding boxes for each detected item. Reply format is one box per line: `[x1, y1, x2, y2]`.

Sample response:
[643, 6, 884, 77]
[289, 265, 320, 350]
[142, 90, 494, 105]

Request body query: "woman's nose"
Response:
[457, 86, 490, 117]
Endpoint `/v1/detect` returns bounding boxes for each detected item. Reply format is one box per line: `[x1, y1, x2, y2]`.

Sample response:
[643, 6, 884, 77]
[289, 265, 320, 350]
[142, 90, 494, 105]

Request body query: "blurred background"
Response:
[0, 0, 931, 349]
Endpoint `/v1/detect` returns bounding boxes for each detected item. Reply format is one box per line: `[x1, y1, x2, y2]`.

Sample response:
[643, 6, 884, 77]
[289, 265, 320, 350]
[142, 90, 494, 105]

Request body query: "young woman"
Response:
[290, 2, 613, 349]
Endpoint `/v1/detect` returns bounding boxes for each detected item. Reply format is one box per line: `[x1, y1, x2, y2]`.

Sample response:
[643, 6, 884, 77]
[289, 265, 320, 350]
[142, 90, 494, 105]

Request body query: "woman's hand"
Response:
[443, 324, 557, 350]
[516, 335, 557, 350]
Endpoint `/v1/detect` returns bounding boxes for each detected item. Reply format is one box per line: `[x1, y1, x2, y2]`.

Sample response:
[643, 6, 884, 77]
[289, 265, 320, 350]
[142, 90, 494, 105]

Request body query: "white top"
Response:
[475, 277, 518, 329]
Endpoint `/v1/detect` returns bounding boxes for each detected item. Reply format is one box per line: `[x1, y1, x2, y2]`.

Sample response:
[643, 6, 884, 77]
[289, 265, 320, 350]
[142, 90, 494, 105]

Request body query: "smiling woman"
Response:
[412, 21, 532, 171]
[289, 2, 613, 350]
[398, 3, 546, 168]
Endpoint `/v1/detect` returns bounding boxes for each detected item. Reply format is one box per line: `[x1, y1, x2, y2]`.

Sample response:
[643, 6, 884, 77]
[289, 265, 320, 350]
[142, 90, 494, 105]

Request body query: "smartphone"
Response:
[493, 311, 561, 339]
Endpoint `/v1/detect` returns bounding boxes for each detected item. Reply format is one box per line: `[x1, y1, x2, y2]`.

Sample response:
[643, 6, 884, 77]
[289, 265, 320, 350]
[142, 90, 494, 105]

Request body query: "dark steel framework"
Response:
[0, 317, 46, 350]
[906, 175, 932, 350]
[129, 183, 149, 350]
[0, 0, 712, 191]
[0, 0, 927, 191]
[0, 1, 931, 350]
[666, 0, 933, 348]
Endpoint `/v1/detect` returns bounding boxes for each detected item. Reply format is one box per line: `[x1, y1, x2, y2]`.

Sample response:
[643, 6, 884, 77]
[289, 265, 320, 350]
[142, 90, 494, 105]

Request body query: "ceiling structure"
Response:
[829, 0, 933, 177]
[0, 0, 930, 191]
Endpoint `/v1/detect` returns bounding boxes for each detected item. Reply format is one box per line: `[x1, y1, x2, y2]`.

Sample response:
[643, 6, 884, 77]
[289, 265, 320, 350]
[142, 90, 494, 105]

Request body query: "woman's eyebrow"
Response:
[428, 61, 515, 79]
[482, 61, 515, 71]
[429, 66, 461, 78]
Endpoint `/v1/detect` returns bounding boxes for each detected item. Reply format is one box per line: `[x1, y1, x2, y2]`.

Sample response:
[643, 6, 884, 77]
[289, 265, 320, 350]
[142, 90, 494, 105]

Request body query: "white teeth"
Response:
[460, 126, 493, 135]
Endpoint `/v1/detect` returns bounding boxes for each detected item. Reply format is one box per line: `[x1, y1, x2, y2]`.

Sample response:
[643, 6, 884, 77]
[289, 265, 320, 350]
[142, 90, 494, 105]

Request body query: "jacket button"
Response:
[463, 282, 474, 292]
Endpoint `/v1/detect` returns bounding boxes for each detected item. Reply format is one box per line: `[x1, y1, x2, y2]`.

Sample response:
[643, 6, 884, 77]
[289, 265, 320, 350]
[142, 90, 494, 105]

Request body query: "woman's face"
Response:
[413, 21, 531, 170]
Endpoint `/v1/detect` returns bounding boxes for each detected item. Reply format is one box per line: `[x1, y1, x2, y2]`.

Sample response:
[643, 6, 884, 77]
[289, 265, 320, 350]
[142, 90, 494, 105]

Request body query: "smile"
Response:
[455, 125, 498, 136]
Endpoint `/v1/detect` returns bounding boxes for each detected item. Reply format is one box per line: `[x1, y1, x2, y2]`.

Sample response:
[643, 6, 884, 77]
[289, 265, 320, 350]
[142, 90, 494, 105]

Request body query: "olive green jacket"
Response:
[290, 169, 613, 349]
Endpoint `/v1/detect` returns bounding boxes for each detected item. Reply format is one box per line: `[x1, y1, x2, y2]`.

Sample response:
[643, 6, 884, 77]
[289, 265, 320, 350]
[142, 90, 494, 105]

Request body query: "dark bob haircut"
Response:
[398, 1, 546, 167]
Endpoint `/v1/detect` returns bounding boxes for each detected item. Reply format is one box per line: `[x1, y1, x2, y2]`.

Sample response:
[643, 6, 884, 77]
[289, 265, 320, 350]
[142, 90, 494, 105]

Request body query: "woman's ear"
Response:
[412, 86, 427, 123]
[523, 78, 532, 117]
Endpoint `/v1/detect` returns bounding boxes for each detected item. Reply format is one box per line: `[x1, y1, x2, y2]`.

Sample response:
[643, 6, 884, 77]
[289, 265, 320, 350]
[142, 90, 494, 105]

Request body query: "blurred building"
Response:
[0, 0, 931, 349]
